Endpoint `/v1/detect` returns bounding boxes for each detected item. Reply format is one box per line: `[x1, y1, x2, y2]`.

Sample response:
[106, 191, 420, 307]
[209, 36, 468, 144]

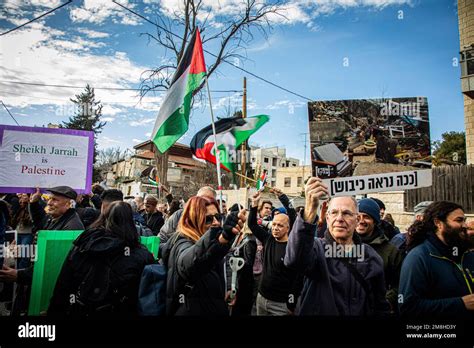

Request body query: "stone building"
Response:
[458, 0, 474, 164]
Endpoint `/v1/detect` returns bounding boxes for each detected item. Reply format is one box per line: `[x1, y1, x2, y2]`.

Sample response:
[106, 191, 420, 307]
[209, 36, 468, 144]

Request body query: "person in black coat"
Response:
[164, 196, 245, 316]
[48, 201, 154, 316]
[0, 186, 85, 285]
[141, 195, 164, 235]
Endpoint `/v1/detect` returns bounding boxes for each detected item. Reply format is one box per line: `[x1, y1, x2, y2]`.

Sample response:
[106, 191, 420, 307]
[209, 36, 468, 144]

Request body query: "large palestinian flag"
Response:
[190, 115, 269, 172]
[150, 29, 206, 153]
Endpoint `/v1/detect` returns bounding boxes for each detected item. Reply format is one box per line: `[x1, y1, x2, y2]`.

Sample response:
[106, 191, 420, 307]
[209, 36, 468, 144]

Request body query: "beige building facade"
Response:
[458, 0, 474, 164]
[275, 165, 312, 196]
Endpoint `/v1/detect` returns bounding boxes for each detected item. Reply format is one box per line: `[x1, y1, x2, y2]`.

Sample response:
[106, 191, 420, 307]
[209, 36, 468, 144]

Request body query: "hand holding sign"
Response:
[30, 187, 42, 203]
[304, 177, 329, 224]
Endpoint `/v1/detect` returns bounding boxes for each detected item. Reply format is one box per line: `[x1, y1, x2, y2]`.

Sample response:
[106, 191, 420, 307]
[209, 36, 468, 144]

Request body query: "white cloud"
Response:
[70, 0, 141, 26]
[102, 105, 123, 116]
[0, 22, 160, 112]
[132, 138, 144, 143]
[76, 28, 110, 38]
[29, 0, 62, 8]
[0, 0, 65, 26]
[99, 135, 121, 147]
[129, 118, 155, 127]
[266, 100, 306, 110]
[102, 117, 115, 122]
[145, 132, 151, 137]
[211, 92, 242, 110]
[247, 35, 279, 52]
[49, 37, 106, 51]
[155, 0, 412, 27]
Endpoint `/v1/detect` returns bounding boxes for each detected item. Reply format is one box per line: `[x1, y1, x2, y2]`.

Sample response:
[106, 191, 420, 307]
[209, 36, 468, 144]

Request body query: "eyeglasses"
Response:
[327, 209, 356, 219]
[205, 213, 222, 224]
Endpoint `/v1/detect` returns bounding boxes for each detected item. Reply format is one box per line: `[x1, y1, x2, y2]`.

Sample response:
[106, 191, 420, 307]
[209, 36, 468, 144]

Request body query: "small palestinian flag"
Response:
[256, 170, 267, 191]
[150, 29, 206, 153]
[190, 114, 269, 172]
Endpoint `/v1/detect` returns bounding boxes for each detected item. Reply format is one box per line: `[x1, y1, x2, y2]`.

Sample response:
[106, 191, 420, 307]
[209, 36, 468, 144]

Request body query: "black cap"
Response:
[46, 186, 78, 200]
[371, 198, 386, 211]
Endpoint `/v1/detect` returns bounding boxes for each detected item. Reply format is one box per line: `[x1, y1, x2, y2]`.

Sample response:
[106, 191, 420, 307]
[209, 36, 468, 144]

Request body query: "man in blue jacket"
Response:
[284, 177, 390, 316]
[399, 201, 474, 318]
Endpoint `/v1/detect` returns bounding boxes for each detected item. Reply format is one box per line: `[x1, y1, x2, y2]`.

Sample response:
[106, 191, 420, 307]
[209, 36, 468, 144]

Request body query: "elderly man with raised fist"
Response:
[284, 177, 390, 316]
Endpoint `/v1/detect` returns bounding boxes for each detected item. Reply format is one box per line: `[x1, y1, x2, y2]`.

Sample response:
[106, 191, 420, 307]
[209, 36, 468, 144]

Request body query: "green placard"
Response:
[28, 230, 160, 316]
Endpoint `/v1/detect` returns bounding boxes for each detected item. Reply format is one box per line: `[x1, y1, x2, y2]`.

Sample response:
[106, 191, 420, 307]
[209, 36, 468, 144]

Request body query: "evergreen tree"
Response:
[62, 84, 106, 182]
[432, 131, 466, 165]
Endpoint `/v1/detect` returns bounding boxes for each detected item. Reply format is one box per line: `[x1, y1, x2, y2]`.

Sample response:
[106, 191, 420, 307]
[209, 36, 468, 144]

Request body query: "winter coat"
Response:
[17, 203, 85, 285]
[48, 227, 154, 316]
[141, 211, 164, 235]
[28, 201, 84, 232]
[284, 212, 390, 316]
[399, 233, 474, 318]
[158, 208, 183, 243]
[379, 220, 399, 240]
[362, 227, 404, 310]
[277, 194, 297, 230]
[76, 207, 100, 228]
[165, 227, 233, 316]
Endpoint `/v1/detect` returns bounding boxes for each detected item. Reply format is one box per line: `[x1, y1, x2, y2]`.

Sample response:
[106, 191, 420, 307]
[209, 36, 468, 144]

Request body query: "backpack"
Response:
[137, 262, 168, 315]
[137, 233, 186, 316]
[70, 251, 127, 315]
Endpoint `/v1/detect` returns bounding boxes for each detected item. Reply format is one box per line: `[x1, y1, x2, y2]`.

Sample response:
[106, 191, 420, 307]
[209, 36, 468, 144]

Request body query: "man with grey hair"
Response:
[390, 201, 433, 255]
[197, 186, 216, 199]
[158, 186, 216, 243]
[284, 177, 389, 315]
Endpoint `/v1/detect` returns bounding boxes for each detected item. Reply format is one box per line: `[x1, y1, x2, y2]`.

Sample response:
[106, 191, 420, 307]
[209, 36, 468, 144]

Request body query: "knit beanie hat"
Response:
[358, 198, 381, 224]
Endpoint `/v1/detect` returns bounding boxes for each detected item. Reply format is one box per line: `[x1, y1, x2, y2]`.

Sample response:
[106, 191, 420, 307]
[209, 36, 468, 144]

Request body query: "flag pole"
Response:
[205, 77, 224, 213]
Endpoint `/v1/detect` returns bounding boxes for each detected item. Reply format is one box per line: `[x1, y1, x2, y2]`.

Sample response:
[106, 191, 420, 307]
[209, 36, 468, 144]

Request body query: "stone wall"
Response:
[368, 191, 474, 231]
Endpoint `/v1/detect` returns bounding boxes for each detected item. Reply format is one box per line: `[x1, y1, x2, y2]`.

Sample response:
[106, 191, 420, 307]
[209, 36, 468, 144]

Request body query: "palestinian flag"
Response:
[256, 170, 267, 191]
[149, 174, 160, 188]
[150, 29, 206, 153]
[190, 114, 269, 172]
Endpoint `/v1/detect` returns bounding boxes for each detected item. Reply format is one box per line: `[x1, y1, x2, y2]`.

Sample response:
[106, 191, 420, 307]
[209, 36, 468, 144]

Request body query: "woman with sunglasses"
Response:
[165, 196, 245, 316]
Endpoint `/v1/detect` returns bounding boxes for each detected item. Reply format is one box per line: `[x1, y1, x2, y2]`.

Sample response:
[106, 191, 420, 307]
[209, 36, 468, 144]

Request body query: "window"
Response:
[292, 163, 297, 167]
[272, 158, 277, 166]
[281, 163, 285, 167]
[284, 177, 291, 187]
[297, 177, 303, 186]
[272, 169, 276, 178]
[264, 157, 269, 163]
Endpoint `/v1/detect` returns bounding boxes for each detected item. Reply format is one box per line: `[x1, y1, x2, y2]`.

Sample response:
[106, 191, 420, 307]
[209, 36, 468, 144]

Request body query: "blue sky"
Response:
[0, 0, 464, 163]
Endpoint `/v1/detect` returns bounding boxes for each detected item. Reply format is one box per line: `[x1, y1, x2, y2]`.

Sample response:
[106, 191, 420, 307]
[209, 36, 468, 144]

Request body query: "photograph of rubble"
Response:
[308, 97, 431, 178]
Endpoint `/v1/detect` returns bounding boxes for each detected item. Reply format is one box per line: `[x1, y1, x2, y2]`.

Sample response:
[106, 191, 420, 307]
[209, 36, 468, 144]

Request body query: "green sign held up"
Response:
[28, 230, 160, 316]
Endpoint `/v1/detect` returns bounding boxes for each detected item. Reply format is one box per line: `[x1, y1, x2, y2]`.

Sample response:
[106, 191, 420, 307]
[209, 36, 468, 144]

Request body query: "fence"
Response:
[404, 165, 474, 213]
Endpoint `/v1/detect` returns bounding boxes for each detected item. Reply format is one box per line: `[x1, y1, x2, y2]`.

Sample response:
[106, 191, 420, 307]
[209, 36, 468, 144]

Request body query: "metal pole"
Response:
[205, 78, 224, 213]
[241, 77, 247, 188]
[302, 132, 307, 184]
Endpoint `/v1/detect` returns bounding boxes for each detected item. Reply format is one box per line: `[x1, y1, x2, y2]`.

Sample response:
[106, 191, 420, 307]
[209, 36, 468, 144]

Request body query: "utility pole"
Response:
[300, 132, 308, 187]
[240, 77, 247, 188]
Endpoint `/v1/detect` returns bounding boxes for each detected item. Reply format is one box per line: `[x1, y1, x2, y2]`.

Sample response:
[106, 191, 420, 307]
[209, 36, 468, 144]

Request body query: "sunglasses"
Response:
[205, 213, 222, 224]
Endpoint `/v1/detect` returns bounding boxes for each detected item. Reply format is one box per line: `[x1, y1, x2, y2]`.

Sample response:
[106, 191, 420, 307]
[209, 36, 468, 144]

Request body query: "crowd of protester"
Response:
[0, 178, 472, 318]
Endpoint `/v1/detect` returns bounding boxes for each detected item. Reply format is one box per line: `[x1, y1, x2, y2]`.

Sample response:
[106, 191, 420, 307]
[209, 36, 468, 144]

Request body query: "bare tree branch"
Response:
[140, 0, 285, 97]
